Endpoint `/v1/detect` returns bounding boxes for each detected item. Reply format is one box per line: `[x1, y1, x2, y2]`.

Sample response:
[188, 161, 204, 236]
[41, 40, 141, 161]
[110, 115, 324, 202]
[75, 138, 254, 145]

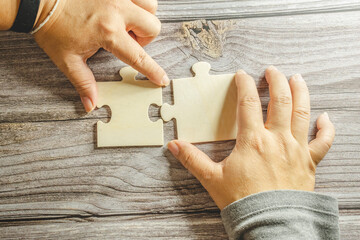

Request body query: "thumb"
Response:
[58, 55, 97, 113]
[167, 140, 221, 183]
[309, 112, 335, 165]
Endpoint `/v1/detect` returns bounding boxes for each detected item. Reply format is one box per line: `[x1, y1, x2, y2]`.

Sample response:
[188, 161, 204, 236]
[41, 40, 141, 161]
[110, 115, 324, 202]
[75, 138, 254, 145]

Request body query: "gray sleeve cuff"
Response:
[221, 190, 340, 240]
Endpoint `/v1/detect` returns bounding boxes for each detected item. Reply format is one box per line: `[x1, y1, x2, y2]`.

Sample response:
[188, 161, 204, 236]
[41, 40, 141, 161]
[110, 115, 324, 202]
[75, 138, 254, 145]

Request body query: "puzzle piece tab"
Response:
[96, 67, 163, 147]
[161, 62, 237, 143]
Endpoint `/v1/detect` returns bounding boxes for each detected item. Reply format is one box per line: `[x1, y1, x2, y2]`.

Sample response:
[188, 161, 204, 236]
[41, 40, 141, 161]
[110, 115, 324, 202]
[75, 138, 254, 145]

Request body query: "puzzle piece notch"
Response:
[160, 62, 237, 143]
[96, 66, 163, 147]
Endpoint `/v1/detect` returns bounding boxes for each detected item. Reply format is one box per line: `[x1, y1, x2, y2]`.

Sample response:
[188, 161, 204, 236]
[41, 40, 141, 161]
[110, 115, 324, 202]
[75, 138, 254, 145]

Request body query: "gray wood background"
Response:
[1, 1, 360, 239]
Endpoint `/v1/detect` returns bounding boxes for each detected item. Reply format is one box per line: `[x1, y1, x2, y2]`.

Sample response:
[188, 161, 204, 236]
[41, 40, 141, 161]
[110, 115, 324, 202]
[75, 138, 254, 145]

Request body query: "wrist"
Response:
[0, 0, 21, 30]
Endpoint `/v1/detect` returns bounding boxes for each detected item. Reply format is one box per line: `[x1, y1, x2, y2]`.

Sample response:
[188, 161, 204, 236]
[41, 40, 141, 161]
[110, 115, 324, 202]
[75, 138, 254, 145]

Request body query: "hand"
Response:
[168, 66, 335, 210]
[33, 0, 168, 112]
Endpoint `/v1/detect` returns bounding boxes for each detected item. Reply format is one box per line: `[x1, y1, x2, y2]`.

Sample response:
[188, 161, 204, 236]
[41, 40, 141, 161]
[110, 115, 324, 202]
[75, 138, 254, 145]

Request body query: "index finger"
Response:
[104, 32, 169, 86]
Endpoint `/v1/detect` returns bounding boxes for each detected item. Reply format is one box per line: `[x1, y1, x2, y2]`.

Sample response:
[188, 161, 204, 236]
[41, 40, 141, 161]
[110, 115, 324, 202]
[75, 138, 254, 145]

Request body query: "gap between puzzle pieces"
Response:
[96, 62, 237, 148]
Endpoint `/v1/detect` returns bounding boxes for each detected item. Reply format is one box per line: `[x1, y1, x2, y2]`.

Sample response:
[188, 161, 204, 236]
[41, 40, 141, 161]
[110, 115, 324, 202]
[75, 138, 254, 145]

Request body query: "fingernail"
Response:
[167, 141, 179, 156]
[323, 112, 329, 119]
[162, 74, 170, 86]
[293, 74, 304, 82]
[268, 65, 278, 71]
[237, 69, 247, 75]
[81, 96, 94, 113]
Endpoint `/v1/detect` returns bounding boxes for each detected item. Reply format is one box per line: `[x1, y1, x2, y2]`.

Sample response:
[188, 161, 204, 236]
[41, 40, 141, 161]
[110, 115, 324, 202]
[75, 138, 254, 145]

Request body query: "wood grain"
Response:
[157, 0, 360, 21]
[0, 210, 359, 239]
[2, 12, 360, 123]
[0, 212, 227, 239]
[1, 7, 360, 240]
[0, 118, 359, 219]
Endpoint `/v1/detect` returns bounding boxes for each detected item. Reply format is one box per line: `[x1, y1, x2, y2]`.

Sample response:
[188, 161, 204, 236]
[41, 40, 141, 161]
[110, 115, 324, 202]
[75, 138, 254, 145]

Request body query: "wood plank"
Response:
[0, 210, 359, 239]
[1, 11, 360, 218]
[1, 11, 360, 123]
[340, 209, 360, 240]
[1, 9, 360, 236]
[0, 213, 227, 239]
[156, 0, 360, 21]
[0, 118, 359, 220]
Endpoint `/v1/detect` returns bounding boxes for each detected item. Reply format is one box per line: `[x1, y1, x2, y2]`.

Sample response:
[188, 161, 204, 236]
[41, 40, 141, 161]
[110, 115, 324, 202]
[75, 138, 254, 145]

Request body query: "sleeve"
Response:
[220, 190, 340, 240]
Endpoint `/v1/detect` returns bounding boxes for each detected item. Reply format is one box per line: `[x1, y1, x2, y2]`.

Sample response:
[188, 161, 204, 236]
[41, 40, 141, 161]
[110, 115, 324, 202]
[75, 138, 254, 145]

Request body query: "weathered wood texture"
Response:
[1, 210, 359, 239]
[1, 4, 360, 240]
[0, 210, 359, 239]
[157, 0, 360, 21]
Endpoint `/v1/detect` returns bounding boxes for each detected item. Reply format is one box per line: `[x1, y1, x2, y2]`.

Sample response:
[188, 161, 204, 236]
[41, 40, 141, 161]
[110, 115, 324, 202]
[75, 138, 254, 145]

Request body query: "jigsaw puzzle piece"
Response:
[161, 62, 237, 143]
[97, 67, 163, 147]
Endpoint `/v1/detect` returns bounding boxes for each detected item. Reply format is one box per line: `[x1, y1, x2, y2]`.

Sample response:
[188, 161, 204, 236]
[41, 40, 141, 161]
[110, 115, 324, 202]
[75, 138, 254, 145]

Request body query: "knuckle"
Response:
[239, 134, 266, 154]
[320, 138, 332, 151]
[98, 17, 117, 36]
[248, 136, 265, 153]
[240, 96, 260, 108]
[58, 60, 72, 74]
[60, 62, 94, 93]
[103, 34, 117, 52]
[61, 61, 79, 77]
[181, 150, 215, 181]
[73, 79, 94, 93]
[130, 50, 148, 67]
[200, 165, 216, 181]
[181, 151, 194, 170]
[98, 19, 120, 49]
[273, 95, 292, 106]
[293, 107, 310, 121]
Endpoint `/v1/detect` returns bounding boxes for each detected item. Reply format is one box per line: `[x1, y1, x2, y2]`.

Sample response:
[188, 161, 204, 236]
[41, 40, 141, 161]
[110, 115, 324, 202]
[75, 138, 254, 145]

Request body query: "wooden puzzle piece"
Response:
[161, 62, 237, 143]
[96, 67, 163, 147]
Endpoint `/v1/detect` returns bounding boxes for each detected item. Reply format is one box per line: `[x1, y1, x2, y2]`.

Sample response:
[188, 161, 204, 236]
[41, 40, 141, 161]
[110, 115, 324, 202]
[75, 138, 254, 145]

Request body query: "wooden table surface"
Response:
[1, 1, 360, 239]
